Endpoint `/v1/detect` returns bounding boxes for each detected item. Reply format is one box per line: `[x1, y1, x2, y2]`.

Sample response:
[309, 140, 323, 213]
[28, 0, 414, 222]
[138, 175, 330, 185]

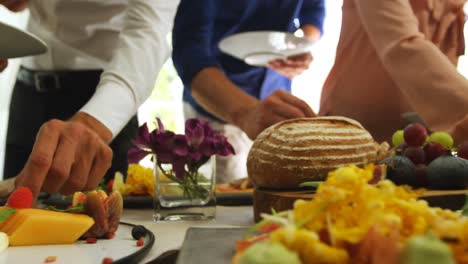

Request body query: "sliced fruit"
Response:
[82, 191, 123, 238]
[0, 208, 94, 246]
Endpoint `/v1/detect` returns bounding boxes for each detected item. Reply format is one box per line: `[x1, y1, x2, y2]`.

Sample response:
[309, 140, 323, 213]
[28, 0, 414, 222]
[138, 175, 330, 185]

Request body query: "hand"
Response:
[234, 89, 316, 139]
[267, 52, 313, 79]
[0, 0, 29, 12]
[0, 59, 7, 72]
[15, 117, 113, 198]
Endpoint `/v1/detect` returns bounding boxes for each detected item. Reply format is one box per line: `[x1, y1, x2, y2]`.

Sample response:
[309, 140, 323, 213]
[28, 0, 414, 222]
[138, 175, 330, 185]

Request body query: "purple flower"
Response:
[185, 118, 205, 147]
[172, 156, 188, 180]
[127, 147, 152, 164]
[173, 134, 189, 156]
[127, 117, 235, 181]
[132, 123, 152, 150]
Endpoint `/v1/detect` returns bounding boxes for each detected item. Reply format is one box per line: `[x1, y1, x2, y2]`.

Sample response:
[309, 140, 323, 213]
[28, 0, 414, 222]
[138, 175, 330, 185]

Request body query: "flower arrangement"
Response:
[128, 118, 235, 200]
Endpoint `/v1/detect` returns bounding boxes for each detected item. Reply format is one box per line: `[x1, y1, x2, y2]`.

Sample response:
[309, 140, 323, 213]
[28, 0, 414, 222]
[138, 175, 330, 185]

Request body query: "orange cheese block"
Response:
[0, 207, 94, 246]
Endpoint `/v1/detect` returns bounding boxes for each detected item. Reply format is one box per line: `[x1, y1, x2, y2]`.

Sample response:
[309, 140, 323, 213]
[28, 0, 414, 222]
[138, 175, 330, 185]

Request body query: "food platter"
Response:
[0, 222, 154, 264]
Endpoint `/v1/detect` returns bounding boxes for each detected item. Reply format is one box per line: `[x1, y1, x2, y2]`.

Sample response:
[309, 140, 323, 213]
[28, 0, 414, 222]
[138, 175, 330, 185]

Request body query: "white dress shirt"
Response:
[22, 0, 180, 138]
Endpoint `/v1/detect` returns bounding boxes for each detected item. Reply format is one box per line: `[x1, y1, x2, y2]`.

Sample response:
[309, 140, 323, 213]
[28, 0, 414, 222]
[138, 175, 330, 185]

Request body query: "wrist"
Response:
[230, 100, 257, 130]
[70, 112, 113, 143]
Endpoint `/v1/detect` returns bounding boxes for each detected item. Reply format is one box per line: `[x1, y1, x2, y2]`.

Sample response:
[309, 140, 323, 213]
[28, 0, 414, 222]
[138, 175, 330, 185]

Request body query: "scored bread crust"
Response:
[247, 116, 388, 189]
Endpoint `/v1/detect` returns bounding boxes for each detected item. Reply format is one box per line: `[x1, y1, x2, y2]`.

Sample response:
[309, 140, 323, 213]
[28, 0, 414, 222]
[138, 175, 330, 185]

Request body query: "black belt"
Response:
[17, 67, 102, 93]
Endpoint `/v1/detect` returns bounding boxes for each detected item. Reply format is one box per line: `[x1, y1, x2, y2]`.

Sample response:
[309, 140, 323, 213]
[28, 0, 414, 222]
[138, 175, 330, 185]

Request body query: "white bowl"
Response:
[0, 21, 47, 59]
[218, 31, 315, 66]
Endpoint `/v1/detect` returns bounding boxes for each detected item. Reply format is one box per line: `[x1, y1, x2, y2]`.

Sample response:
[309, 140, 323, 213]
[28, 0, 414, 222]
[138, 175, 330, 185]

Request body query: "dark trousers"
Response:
[4, 68, 138, 182]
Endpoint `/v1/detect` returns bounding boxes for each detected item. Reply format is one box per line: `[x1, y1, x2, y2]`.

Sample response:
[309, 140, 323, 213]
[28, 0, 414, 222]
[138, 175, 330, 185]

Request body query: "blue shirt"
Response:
[172, 0, 325, 121]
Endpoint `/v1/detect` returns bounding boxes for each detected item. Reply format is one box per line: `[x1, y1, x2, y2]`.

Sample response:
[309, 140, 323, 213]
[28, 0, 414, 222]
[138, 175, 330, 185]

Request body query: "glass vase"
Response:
[153, 156, 216, 221]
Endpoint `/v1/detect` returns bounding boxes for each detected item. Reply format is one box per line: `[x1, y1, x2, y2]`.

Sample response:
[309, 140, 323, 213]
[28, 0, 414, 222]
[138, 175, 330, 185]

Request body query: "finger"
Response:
[264, 92, 306, 119]
[42, 123, 84, 194]
[279, 59, 311, 70]
[277, 90, 316, 117]
[59, 134, 98, 195]
[83, 142, 112, 190]
[287, 52, 312, 62]
[15, 120, 62, 198]
[3, 0, 28, 11]
[0, 59, 7, 72]
[267, 59, 282, 67]
[286, 53, 313, 65]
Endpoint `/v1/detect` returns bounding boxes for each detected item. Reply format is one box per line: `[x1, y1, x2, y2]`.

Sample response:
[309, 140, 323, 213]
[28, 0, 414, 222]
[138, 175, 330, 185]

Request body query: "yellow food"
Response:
[114, 164, 155, 196]
[240, 164, 468, 263]
[0, 208, 94, 246]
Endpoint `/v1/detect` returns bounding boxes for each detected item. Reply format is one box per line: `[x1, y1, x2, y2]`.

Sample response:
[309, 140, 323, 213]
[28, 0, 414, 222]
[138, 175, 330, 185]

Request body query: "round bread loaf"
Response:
[247, 116, 388, 189]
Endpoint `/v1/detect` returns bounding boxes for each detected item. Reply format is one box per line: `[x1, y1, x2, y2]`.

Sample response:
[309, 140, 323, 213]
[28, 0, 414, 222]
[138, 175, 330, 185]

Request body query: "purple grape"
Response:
[395, 142, 408, 154]
[403, 123, 428, 147]
[403, 146, 425, 164]
[423, 142, 446, 164]
[457, 141, 468, 160]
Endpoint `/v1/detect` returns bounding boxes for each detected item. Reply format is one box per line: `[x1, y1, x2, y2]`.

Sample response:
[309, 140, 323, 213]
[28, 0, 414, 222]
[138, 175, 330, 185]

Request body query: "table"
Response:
[120, 206, 254, 263]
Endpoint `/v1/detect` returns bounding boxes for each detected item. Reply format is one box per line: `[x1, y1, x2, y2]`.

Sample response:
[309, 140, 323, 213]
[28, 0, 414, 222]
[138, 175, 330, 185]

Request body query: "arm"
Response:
[191, 68, 314, 139]
[355, 0, 468, 142]
[299, 0, 326, 41]
[15, 0, 180, 198]
[173, 0, 315, 139]
[81, 0, 180, 139]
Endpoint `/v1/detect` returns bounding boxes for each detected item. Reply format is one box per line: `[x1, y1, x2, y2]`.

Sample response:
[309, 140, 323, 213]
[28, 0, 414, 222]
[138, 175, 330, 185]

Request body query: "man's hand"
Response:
[15, 115, 113, 198]
[267, 52, 313, 79]
[0, 0, 29, 12]
[0, 59, 7, 72]
[233, 89, 316, 139]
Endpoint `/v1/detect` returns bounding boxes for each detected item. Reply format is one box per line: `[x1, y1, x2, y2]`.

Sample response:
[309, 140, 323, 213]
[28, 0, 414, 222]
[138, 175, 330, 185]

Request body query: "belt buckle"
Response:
[34, 72, 61, 93]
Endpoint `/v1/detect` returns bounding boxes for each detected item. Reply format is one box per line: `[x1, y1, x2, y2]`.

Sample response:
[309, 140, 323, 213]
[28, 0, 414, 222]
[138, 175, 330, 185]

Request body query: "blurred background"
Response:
[1, 0, 468, 177]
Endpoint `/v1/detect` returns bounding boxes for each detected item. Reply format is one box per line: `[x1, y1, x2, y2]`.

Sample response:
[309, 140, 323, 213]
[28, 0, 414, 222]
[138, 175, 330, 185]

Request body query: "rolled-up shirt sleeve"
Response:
[355, 0, 468, 142]
[172, 0, 220, 87]
[299, 0, 326, 33]
[80, 0, 180, 138]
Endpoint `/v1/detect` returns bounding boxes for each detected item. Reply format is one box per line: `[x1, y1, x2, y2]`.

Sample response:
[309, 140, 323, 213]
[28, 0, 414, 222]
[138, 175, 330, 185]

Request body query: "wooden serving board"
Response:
[253, 188, 467, 222]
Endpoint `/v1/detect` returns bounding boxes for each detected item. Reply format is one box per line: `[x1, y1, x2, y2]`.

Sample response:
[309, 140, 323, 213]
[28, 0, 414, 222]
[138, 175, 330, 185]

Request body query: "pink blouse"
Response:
[320, 0, 467, 143]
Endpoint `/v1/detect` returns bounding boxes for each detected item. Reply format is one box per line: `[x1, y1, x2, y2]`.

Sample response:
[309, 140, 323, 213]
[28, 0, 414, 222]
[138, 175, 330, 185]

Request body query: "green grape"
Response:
[392, 130, 404, 147]
[428, 131, 454, 149]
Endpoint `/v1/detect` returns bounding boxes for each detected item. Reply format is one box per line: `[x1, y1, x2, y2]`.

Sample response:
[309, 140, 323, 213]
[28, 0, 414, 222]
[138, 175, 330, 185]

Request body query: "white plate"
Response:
[0, 21, 47, 59]
[0, 223, 154, 264]
[218, 31, 315, 66]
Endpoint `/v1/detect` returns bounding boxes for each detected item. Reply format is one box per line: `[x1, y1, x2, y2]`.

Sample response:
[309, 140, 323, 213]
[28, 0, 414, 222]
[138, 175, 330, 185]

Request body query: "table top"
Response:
[120, 206, 254, 263]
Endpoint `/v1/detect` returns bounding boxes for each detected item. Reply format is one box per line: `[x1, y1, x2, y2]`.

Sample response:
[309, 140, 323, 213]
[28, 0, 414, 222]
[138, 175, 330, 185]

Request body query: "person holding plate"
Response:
[172, 0, 325, 183]
[1, 0, 180, 198]
[320, 0, 467, 143]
